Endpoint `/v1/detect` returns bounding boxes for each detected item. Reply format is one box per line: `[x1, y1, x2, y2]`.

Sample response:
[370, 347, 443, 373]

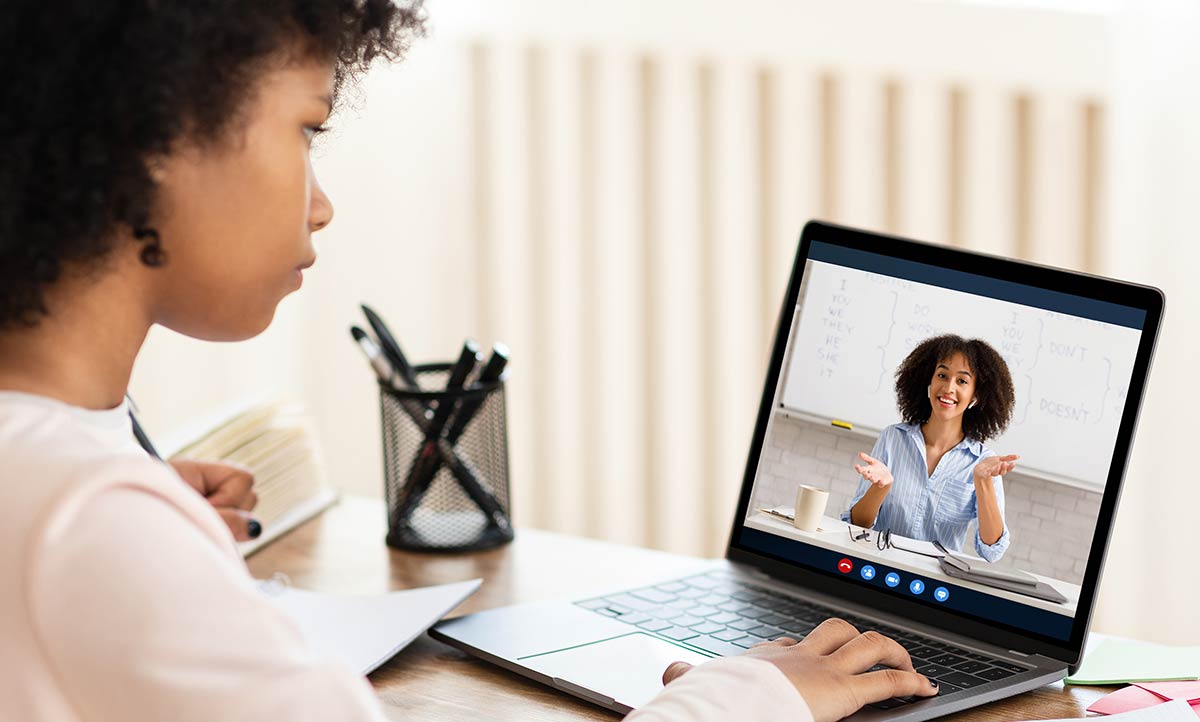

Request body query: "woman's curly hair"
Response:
[0, 0, 425, 328]
[894, 334, 1015, 443]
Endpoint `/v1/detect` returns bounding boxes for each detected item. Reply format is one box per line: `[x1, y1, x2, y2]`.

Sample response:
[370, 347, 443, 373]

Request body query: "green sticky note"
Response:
[1066, 638, 1200, 685]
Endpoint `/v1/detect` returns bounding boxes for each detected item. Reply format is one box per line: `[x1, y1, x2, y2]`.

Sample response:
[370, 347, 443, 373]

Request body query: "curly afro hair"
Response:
[0, 0, 426, 329]
[894, 334, 1015, 443]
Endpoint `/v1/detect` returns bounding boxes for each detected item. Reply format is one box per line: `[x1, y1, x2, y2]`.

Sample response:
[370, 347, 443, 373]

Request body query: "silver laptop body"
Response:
[433, 221, 1164, 720]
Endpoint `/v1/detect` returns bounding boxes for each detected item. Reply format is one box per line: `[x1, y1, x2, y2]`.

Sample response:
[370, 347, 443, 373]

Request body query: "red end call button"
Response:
[837, 558, 853, 574]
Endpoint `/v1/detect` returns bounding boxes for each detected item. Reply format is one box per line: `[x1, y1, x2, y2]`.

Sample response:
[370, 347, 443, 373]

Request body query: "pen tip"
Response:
[350, 326, 367, 341]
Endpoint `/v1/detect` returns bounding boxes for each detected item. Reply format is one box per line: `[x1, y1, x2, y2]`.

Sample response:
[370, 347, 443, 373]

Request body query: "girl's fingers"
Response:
[798, 618, 860, 655]
[848, 668, 938, 706]
[207, 470, 257, 510]
[752, 636, 798, 648]
[859, 452, 875, 463]
[662, 661, 693, 685]
[218, 508, 262, 542]
[827, 631, 917, 674]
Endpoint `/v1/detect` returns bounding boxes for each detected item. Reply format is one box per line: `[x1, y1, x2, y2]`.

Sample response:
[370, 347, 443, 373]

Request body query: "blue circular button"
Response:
[909, 579, 925, 595]
[860, 565, 876, 581]
[885, 572, 901, 588]
[934, 586, 950, 603]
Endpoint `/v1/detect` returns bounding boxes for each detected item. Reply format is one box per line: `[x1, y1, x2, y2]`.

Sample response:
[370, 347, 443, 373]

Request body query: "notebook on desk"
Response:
[433, 221, 1164, 719]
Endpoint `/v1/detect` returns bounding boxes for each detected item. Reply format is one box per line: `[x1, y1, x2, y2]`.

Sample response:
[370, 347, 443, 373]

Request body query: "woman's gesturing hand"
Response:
[169, 458, 262, 541]
[854, 452, 893, 489]
[973, 454, 1019, 481]
[662, 619, 938, 722]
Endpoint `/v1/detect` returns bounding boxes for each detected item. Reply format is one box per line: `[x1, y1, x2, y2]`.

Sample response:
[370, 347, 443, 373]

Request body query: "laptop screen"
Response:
[733, 227, 1157, 649]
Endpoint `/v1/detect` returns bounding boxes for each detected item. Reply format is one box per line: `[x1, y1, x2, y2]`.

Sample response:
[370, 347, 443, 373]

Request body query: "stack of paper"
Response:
[167, 398, 337, 556]
[259, 578, 483, 674]
[1067, 638, 1200, 685]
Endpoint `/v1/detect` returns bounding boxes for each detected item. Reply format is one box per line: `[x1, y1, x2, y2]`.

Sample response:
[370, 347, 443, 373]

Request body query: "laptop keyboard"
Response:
[575, 571, 1030, 709]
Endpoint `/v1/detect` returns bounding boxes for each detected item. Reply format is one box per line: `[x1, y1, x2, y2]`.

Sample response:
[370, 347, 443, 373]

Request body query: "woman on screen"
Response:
[843, 334, 1017, 562]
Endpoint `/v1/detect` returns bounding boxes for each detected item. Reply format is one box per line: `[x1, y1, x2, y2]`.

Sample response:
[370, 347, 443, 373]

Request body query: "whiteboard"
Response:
[780, 261, 1142, 487]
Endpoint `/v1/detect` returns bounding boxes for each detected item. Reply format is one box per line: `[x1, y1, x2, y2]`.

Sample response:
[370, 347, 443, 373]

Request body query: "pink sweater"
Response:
[0, 391, 811, 722]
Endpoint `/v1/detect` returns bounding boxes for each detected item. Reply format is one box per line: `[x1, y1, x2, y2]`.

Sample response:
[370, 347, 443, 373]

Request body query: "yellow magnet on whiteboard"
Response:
[831, 420, 853, 430]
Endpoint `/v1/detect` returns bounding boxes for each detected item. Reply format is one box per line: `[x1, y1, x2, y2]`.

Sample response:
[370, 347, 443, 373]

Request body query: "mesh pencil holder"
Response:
[379, 363, 514, 552]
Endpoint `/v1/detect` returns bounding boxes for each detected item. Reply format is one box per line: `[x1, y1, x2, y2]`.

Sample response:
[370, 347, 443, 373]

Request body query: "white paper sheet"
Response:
[889, 535, 946, 558]
[260, 578, 482, 675]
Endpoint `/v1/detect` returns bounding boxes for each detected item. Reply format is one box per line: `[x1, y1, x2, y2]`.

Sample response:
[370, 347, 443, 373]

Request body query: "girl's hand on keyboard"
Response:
[662, 618, 937, 722]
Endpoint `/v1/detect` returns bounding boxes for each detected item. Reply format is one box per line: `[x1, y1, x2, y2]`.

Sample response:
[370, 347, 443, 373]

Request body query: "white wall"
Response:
[128, 0, 1200, 645]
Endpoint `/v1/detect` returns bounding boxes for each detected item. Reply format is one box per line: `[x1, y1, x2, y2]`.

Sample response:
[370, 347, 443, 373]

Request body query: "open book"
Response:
[160, 397, 338, 557]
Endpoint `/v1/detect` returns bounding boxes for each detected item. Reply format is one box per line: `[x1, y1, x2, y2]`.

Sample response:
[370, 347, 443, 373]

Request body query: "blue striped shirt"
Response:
[840, 422, 1010, 562]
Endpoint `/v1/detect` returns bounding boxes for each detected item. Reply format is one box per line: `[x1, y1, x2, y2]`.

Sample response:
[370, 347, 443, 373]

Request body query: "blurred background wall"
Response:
[130, 0, 1200, 644]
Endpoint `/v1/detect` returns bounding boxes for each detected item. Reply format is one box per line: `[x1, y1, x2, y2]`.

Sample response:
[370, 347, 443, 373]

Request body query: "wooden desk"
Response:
[246, 497, 1112, 721]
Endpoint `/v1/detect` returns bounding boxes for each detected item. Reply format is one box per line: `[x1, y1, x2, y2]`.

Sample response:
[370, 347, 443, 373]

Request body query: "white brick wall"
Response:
[750, 415, 1100, 584]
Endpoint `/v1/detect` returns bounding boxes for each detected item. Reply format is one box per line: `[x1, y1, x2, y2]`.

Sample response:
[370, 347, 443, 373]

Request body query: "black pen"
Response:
[349, 326, 399, 388]
[421, 343, 510, 529]
[361, 304, 420, 389]
[427, 339, 481, 439]
[350, 326, 435, 427]
[392, 340, 481, 523]
[445, 342, 509, 444]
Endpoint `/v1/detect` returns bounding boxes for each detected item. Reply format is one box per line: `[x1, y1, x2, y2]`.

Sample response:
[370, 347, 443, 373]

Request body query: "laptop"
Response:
[431, 221, 1164, 719]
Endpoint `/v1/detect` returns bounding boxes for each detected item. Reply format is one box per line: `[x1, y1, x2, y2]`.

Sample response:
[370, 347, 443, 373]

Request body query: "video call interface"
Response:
[738, 240, 1147, 641]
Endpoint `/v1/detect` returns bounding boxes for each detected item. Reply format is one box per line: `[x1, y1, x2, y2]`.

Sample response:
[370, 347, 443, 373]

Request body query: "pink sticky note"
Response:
[1088, 685, 1168, 716]
[1137, 681, 1200, 704]
[1088, 686, 1200, 718]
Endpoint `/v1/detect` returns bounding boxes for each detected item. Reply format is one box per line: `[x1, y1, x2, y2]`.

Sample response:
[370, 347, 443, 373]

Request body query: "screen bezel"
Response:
[726, 220, 1164, 665]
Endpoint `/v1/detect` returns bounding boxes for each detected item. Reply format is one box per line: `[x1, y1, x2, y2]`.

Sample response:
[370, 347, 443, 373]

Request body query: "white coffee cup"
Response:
[793, 485, 829, 532]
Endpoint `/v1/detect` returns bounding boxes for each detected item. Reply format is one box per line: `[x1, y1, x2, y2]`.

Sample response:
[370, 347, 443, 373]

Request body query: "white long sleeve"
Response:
[0, 390, 387, 722]
[627, 656, 814, 722]
[30, 486, 388, 722]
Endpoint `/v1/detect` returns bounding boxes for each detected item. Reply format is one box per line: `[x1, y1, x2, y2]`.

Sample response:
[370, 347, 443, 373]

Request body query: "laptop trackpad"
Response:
[520, 632, 713, 709]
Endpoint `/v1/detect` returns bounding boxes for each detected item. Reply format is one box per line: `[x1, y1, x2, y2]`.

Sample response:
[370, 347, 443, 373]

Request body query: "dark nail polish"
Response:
[247, 519, 262, 539]
[930, 679, 939, 689]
